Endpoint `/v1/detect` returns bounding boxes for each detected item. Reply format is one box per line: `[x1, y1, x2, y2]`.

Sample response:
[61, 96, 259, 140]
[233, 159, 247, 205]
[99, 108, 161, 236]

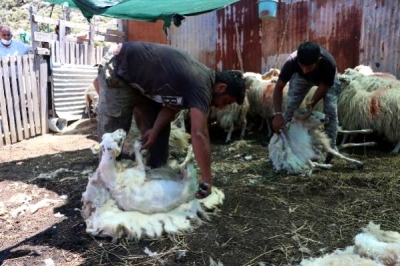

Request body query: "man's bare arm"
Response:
[190, 107, 212, 198]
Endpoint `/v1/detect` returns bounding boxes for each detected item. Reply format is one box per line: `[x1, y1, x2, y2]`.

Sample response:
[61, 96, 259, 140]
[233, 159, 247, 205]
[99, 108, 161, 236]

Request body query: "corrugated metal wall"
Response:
[262, 0, 362, 74]
[169, 12, 218, 68]
[216, 0, 262, 72]
[126, 0, 262, 73]
[125, 0, 400, 78]
[359, 0, 400, 76]
[51, 64, 98, 121]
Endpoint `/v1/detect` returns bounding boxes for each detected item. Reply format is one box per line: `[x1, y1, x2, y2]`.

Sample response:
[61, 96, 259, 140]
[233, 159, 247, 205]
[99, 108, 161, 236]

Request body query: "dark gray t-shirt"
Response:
[115, 41, 215, 115]
[279, 46, 337, 87]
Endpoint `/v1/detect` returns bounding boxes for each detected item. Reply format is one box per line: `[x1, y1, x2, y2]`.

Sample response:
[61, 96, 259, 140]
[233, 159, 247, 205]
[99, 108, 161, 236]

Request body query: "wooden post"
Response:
[29, 6, 41, 54]
[59, 20, 66, 64]
[40, 59, 49, 134]
[88, 24, 96, 65]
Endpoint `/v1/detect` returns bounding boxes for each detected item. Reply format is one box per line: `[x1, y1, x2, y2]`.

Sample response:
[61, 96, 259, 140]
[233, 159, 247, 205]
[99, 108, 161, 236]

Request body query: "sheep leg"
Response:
[326, 147, 364, 169]
[309, 160, 333, 169]
[85, 95, 92, 120]
[390, 141, 400, 154]
[340, 142, 376, 149]
[339, 134, 349, 146]
[178, 145, 194, 170]
[133, 140, 145, 171]
[258, 119, 264, 131]
[225, 124, 234, 143]
[240, 120, 247, 139]
[266, 119, 273, 138]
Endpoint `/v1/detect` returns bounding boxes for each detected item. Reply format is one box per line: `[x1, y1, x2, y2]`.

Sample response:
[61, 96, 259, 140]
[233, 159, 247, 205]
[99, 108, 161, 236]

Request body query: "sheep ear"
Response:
[90, 143, 101, 154]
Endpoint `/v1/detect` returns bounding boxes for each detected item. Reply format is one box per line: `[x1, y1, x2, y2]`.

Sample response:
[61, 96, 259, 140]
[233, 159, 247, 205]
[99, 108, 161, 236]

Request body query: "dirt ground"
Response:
[1, 119, 400, 266]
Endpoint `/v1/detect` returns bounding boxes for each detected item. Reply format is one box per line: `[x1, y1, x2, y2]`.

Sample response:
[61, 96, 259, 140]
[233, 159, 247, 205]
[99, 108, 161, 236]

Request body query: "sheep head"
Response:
[98, 129, 127, 158]
[293, 102, 313, 121]
[293, 110, 329, 129]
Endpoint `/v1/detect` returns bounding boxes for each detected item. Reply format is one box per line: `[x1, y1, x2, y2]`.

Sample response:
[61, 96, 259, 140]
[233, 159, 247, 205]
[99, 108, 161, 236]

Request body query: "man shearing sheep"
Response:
[272, 41, 341, 163]
[94, 41, 246, 199]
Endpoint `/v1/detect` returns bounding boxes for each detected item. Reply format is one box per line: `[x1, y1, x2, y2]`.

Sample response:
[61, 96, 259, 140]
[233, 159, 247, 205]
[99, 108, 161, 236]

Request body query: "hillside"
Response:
[0, 0, 118, 43]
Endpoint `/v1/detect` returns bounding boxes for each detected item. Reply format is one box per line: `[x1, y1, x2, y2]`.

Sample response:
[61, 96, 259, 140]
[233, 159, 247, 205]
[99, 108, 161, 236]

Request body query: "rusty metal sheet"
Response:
[217, 0, 262, 72]
[359, 0, 400, 77]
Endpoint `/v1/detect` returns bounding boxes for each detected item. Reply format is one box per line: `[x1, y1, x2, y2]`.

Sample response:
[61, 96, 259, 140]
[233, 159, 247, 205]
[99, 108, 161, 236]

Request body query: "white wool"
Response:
[300, 253, 383, 266]
[200, 187, 225, 210]
[354, 233, 400, 264]
[300, 222, 400, 266]
[363, 221, 400, 243]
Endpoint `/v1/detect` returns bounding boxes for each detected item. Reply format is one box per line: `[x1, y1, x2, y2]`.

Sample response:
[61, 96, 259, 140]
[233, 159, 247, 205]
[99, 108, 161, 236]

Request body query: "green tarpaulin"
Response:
[44, 0, 240, 28]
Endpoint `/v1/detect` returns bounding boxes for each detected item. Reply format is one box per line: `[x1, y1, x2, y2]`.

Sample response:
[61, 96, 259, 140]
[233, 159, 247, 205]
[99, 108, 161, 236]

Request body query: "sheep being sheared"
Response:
[208, 97, 250, 143]
[268, 109, 363, 176]
[300, 222, 400, 266]
[82, 129, 224, 241]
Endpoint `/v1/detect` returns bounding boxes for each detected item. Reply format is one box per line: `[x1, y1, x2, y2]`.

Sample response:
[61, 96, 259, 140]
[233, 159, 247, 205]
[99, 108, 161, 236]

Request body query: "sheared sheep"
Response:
[300, 222, 400, 266]
[338, 69, 400, 153]
[82, 129, 224, 241]
[268, 109, 363, 176]
[244, 72, 287, 137]
[208, 97, 250, 143]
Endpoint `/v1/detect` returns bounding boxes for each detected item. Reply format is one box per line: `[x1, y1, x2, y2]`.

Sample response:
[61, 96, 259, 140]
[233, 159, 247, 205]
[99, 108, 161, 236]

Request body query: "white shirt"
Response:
[0, 40, 32, 58]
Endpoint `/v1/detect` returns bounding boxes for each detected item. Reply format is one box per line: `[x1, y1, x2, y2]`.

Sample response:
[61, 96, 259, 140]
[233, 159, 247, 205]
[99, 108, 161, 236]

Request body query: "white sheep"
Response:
[244, 72, 288, 137]
[208, 97, 250, 143]
[268, 109, 363, 176]
[261, 68, 280, 80]
[84, 83, 98, 120]
[354, 64, 397, 79]
[338, 69, 400, 153]
[82, 129, 224, 241]
[300, 222, 400, 266]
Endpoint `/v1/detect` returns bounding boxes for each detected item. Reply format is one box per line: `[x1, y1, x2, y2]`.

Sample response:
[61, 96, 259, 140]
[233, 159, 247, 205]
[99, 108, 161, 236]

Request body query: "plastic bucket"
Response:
[258, 0, 279, 19]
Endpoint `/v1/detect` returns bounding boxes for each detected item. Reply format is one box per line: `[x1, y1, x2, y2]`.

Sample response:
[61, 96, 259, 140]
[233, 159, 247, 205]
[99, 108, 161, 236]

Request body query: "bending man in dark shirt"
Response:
[272, 41, 340, 162]
[95, 41, 246, 199]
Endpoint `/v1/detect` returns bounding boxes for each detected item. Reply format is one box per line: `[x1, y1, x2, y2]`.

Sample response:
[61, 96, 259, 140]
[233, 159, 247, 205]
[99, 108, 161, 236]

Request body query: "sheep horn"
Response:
[293, 102, 313, 121]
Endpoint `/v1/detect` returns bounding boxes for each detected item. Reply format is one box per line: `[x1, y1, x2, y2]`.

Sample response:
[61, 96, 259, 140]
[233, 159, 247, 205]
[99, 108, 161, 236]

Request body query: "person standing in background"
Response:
[0, 26, 32, 57]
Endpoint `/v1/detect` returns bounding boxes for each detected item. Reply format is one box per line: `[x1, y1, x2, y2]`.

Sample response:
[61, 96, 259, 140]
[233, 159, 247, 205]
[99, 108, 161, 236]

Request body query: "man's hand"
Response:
[141, 128, 157, 150]
[195, 180, 212, 199]
[272, 114, 286, 134]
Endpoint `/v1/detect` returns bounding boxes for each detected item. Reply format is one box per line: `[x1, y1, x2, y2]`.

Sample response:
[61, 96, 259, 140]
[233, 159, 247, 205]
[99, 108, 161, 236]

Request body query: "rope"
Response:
[273, 0, 295, 69]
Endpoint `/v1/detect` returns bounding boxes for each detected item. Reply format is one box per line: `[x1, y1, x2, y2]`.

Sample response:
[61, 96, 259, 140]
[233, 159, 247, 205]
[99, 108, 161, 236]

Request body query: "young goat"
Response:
[268, 109, 364, 176]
